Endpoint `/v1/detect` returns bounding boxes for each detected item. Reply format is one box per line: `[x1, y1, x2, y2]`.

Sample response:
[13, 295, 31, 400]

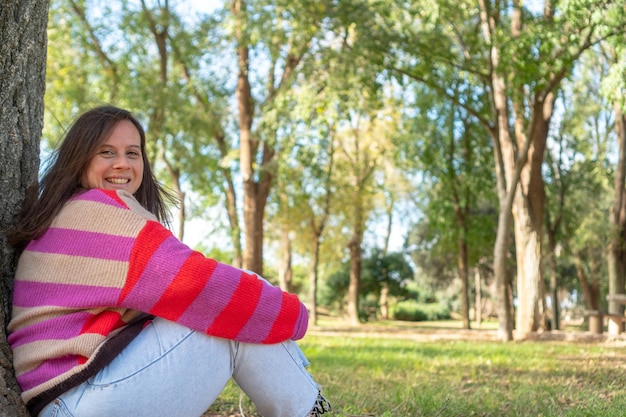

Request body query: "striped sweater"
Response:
[8, 188, 308, 413]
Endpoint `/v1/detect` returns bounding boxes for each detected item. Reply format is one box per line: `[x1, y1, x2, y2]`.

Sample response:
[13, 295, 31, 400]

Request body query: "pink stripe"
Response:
[234, 283, 282, 342]
[177, 262, 239, 332]
[122, 236, 191, 310]
[17, 356, 77, 392]
[12, 281, 120, 308]
[26, 228, 134, 261]
[8, 311, 93, 348]
[72, 189, 126, 208]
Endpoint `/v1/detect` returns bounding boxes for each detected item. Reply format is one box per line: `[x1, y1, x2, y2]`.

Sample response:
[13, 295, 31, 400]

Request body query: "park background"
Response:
[2, 0, 626, 415]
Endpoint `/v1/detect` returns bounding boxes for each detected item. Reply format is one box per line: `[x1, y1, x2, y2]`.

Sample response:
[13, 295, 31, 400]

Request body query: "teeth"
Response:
[108, 178, 129, 184]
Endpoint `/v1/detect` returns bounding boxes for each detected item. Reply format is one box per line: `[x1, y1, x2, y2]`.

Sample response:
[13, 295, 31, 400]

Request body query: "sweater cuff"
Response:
[291, 303, 309, 340]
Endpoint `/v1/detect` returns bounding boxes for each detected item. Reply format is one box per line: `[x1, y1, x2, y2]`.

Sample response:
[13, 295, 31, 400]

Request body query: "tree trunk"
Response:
[574, 257, 600, 311]
[608, 103, 626, 334]
[379, 282, 389, 320]
[478, 0, 518, 341]
[475, 267, 482, 326]
[347, 230, 363, 326]
[309, 236, 321, 325]
[548, 247, 560, 331]
[493, 206, 514, 340]
[457, 237, 470, 329]
[0, 1, 49, 415]
[215, 133, 243, 268]
[512, 95, 551, 339]
[233, 0, 263, 274]
[347, 187, 365, 326]
[512, 205, 544, 336]
[277, 229, 293, 292]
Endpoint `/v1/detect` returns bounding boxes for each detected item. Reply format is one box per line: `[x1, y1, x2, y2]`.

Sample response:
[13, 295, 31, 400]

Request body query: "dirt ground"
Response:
[306, 320, 626, 345]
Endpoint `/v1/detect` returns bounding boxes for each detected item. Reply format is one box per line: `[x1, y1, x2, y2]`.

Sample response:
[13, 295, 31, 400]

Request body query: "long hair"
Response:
[10, 105, 175, 248]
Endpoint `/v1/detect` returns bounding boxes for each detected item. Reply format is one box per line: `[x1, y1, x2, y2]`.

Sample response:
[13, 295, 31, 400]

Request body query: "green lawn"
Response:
[204, 322, 626, 416]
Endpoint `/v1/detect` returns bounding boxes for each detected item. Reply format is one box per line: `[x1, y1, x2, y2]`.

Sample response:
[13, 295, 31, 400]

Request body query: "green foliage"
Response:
[391, 300, 451, 321]
[321, 249, 416, 317]
[44, 0, 626, 321]
[361, 249, 414, 296]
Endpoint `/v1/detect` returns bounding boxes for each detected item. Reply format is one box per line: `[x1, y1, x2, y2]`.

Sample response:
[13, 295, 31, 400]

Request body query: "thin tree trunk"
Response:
[309, 236, 321, 325]
[233, 0, 262, 274]
[475, 267, 482, 326]
[348, 228, 363, 326]
[608, 103, 626, 334]
[232, 0, 305, 275]
[380, 282, 389, 320]
[478, 0, 519, 341]
[548, 249, 560, 330]
[379, 188, 393, 319]
[215, 133, 243, 268]
[574, 257, 600, 311]
[277, 229, 293, 292]
[347, 179, 365, 325]
[308, 129, 334, 326]
[458, 238, 470, 329]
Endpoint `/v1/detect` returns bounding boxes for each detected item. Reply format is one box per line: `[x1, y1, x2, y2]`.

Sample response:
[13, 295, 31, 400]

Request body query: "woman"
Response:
[8, 105, 331, 417]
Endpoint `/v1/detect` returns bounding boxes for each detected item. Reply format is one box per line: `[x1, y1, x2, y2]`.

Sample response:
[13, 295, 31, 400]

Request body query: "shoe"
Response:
[306, 391, 332, 416]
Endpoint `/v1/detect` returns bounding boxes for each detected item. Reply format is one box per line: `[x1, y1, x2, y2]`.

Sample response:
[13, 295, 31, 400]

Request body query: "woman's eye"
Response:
[128, 151, 141, 158]
[100, 150, 114, 156]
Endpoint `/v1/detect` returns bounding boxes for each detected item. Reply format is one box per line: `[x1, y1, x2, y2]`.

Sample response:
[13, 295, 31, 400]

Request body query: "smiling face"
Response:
[81, 120, 144, 194]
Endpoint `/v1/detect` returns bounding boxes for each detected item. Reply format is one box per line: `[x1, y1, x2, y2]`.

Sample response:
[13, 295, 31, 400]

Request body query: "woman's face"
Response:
[81, 120, 144, 194]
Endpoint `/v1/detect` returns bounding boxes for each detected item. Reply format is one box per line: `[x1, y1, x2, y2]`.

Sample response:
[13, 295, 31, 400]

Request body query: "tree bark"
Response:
[478, 0, 518, 341]
[608, 103, 626, 334]
[574, 256, 601, 311]
[347, 222, 363, 326]
[474, 267, 482, 326]
[309, 236, 321, 325]
[0, 1, 49, 415]
[457, 237, 471, 329]
[512, 94, 552, 339]
[277, 229, 293, 292]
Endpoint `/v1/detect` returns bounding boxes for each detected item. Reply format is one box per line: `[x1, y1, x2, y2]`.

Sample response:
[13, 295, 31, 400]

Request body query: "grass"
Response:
[203, 321, 626, 417]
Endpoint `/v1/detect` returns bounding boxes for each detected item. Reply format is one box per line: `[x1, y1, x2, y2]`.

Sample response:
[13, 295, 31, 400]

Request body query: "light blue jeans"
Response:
[38, 318, 320, 417]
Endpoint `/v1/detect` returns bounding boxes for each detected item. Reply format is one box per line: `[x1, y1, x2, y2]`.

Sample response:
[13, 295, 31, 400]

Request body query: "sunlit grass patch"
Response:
[203, 333, 626, 416]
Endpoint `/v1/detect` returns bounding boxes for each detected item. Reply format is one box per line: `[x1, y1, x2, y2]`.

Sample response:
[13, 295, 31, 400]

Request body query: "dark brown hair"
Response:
[10, 105, 175, 248]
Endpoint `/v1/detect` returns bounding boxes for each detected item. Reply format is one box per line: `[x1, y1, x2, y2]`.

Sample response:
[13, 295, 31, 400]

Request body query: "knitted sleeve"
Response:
[119, 220, 308, 343]
[111, 191, 308, 344]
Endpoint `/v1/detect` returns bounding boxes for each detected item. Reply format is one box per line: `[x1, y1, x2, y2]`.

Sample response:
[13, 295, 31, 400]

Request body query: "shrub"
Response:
[392, 300, 451, 321]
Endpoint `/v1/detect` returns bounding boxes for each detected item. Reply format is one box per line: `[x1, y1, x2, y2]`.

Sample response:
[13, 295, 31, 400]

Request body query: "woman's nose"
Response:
[112, 155, 130, 168]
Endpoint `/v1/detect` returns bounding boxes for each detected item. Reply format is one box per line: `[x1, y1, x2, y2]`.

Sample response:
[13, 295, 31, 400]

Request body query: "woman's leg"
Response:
[231, 340, 320, 417]
[38, 318, 324, 417]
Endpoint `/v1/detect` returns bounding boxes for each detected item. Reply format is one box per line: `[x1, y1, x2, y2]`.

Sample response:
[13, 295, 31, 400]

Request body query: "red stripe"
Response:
[101, 189, 127, 207]
[150, 252, 216, 320]
[263, 293, 300, 344]
[80, 310, 125, 335]
[207, 273, 263, 339]
[77, 310, 127, 364]
[120, 221, 171, 304]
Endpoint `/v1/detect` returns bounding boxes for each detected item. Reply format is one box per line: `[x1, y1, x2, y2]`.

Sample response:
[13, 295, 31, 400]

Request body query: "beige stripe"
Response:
[9, 305, 75, 332]
[8, 306, 139, 334]
[15, 251, 128, 287]
[12, 333, 108, 375]
[52, 198, 147, 236]
[116, 190, 159, 221]
[16, 326, 129, 403]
